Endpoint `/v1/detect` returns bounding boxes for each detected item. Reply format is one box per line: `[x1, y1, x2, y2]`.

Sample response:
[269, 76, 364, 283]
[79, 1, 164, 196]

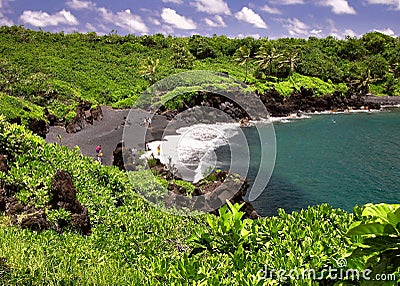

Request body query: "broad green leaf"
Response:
[362, 204, 393, 223]
[347, 222, 395, 236]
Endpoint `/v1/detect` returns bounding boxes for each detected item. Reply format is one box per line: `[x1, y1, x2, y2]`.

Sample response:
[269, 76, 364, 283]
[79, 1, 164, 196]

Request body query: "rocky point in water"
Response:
[147, 157, 259, 219]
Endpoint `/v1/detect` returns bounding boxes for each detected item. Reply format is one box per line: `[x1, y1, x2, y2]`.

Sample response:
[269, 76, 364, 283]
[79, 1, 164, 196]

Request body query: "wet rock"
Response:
[149, 156, 260, 219]
[259, 88, 382, 117]
[19, 210, 50, 231]
[113, 141, 129, 171]
[28, 118, 49, 139]
[90, 105, 103, 121]
[70, 208, 91, 235]
[50, 170, 83, 213]
[81, 101, 92, 111]
[47, 114, 58, 126]
[0, 189, 8, 212]
[8, 117, 21, 125]
[5, 196, 24, 215]
[0, 154, 9, 174]
[65, 104, 103, 133]
[65, 106, 86, 133]
[50, 170, 91, 235]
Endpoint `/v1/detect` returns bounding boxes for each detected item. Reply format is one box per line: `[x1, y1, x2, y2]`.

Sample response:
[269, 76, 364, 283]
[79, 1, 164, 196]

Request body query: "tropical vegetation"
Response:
[0, 26, 399, 124]
[0, 26, 399, 284]
[0, 116, 398, 284]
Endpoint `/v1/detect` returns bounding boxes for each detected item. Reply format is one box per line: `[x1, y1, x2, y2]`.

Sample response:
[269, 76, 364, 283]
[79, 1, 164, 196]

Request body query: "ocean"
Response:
[159, 108, 400, 216]
[246, 109, 400, 216]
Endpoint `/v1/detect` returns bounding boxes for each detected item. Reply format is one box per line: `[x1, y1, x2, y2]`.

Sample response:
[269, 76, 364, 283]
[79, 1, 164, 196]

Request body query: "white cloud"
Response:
[326, 19, 357, 38]
[261, 4, 282, 14]
[0, 11, 13, 26]
[85, 22, 107, 35]
[0, 0, 15, 10]
[155, 24, 175, 35]
[270, 0, 304, 5]
[85, 22, 96, 31]
[283, 18, 309, 36]
[149, 17, 161, 26]
[310, 29, 323, 36]
[191, 0, 231, 15]
[318, 0, 357, 14]
[373, 28, 395, 36]
[365, 0, 400, 10]
[98, 8, 149, 34]
[66, 0, 96, 10]
[204, 15, 226, 27]
[20, 10, 79, 27]
[235, 7, 268, 29]
[237, 33, 261, 39]
[161, 8, 197, 30]
[339, 29, 357, 38]
[162, 0, 183, 4]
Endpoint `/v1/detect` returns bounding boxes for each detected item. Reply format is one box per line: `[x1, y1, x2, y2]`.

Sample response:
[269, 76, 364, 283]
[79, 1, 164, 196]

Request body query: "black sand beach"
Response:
[46, 106, 169, 165]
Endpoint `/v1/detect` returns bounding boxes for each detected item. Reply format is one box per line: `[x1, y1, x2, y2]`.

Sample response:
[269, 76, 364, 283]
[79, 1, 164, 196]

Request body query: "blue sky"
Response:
[0, 0, 399, 38]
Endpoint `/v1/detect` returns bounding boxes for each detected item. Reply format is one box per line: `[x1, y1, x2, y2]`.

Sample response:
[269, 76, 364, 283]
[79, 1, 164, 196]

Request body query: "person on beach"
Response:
[157, 144, 161, 156]
[96, 145, 101, 154]
[131, 147, 137, 158]
[147, 117, 152, 128]
[97, 151, 103, 164]
[145, 143, 149, 151]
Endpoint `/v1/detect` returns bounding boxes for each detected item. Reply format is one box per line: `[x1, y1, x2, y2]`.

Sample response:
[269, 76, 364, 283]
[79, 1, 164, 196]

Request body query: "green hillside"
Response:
[0, 27, 399, 284]
[0, 26, 399, 123]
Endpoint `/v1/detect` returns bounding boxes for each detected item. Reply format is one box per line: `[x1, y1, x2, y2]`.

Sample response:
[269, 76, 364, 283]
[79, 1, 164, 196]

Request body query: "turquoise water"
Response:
[242, 109, 400, 216]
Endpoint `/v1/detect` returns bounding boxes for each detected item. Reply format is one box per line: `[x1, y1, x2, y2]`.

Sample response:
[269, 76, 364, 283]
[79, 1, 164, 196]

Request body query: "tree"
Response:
[384, 45, 400, 78]
[349, 69, 381, 95]
[255, 42, 282, 77]
[189, 35, 221, 59]
[140, 57, 159, 85]
[339, 36, 367, 61]
[234, 45, 252, 81]
[277, 49, 299, 76]
[170, 45, 195, 69]
[363, 54, 389, 79]
[297, 47, 343, 83]
[361, 32, 395, 55]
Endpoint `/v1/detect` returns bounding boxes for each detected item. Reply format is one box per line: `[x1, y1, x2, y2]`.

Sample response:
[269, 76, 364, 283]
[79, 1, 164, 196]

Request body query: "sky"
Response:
[0, 0, 399, 39]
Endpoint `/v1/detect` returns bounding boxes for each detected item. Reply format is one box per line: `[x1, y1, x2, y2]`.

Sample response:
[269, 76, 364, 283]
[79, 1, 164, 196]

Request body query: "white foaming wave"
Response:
[265, 114, 312, 124]
[152, 123, 241, 182]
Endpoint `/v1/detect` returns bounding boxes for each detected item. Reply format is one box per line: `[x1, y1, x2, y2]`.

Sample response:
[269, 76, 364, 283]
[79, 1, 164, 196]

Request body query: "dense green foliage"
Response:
[0, 92, 44, 124]
[0, 26, 399, 124]
[347, 204, 400, 282]
[0, 116, 384, 285]
[1, 26, 400, 284]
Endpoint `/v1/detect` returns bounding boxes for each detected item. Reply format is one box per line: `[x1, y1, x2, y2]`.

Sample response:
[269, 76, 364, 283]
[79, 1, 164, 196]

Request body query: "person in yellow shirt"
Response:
[97, 151, 103, 164]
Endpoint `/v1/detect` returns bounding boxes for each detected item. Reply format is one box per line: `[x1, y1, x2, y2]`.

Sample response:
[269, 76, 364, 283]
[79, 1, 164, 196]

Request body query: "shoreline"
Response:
[45, 99, 400, 165]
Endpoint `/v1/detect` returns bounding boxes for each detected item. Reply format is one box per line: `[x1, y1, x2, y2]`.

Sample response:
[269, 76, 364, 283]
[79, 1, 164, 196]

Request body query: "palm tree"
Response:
[234, 45, 251, 81]
[140, 57, 159, 84]
[277, 50, 299, 76]
[350, 69, 380, 96]
[170, 45, 195, 69]
[255, 44, 282, 77]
